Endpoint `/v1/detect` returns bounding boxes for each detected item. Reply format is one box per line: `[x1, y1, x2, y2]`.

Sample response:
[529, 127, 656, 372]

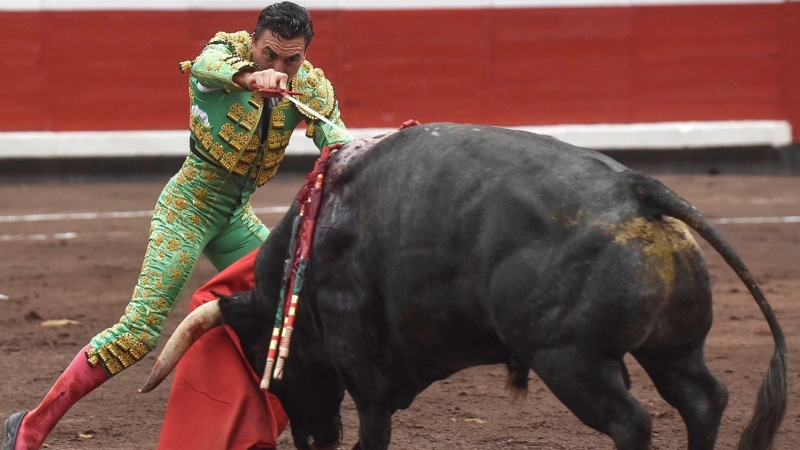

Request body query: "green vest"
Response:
[182, 31, 350, 186]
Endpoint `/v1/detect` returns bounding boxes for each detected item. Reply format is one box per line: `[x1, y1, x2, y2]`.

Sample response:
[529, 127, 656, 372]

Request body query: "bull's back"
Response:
[338, 123, 640, 248]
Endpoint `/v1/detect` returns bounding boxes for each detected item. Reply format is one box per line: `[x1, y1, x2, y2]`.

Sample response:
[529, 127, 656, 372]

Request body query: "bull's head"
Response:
[141, 217, 346, 449]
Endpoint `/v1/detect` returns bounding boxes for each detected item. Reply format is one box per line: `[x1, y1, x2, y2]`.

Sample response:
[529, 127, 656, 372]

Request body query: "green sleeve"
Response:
[310, 101, 353, 149]
[191, 42, 255, 90]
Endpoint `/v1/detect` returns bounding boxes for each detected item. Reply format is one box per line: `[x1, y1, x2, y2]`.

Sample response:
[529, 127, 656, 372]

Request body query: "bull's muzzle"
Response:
[139, 300, 223, 393]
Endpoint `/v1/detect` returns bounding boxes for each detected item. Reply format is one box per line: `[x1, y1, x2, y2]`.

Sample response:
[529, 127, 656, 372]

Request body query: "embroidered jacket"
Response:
[181, 31, 350, 186]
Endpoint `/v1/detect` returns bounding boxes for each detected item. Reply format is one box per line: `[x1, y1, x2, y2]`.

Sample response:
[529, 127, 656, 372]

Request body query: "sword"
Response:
[256, 87, 356, 140]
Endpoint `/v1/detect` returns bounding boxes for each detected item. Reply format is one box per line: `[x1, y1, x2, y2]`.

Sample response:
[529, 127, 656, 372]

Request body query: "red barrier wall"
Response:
[0, 4, 797, 141]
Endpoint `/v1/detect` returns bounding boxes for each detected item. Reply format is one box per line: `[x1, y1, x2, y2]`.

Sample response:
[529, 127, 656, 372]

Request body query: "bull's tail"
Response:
[625, 170, 787, 450]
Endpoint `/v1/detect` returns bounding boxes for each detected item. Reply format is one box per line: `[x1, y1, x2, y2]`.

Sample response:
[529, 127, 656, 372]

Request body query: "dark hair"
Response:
[254, 2, 314, 46]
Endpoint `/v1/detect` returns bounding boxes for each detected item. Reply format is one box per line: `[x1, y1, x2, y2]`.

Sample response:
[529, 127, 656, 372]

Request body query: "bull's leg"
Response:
[349, 403, 392, 450]
[321, 310, 396, 449]
[335, 363, 395, 450]
[530, 346, 652, 450]
[632, 345, 728, 450]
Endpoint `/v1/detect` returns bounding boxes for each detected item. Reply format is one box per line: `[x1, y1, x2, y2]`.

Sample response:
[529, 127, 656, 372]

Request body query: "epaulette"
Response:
[179, 31, 253, 74]
[291, 60, 336, 120]
[206, 31, 252, 60]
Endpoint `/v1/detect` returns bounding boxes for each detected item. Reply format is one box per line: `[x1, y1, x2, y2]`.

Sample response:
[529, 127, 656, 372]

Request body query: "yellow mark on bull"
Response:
[606, 216, 699, 290]
[552, 209, 585, 229]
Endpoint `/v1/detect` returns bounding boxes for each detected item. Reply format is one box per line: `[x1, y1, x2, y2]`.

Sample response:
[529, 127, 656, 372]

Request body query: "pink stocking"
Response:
[16, 345, 109, 450]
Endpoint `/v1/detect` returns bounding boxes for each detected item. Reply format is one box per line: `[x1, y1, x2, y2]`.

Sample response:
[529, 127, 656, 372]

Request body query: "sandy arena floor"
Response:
[1, 172, 799, 449]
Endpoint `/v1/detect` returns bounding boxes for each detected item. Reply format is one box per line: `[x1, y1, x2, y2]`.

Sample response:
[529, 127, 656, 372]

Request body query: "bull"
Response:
[142, 123, 787, 450]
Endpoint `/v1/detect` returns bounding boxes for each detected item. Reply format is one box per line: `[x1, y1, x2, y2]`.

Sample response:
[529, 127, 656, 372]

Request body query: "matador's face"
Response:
[251, 31, 307, 80]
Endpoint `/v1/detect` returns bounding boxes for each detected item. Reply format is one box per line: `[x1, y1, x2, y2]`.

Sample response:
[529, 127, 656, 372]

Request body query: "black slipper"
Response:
[2, 411, 27, 450]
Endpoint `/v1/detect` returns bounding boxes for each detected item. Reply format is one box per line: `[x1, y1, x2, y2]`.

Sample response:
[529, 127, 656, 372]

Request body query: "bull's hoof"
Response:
[2, 411, 27, 450]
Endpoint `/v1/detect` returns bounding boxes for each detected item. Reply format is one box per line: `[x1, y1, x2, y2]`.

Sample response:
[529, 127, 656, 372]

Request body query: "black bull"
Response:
[143, 123, 787, 450]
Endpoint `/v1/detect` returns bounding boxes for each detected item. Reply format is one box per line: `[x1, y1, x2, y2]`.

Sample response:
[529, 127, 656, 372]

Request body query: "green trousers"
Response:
[87, 154, 268, 376]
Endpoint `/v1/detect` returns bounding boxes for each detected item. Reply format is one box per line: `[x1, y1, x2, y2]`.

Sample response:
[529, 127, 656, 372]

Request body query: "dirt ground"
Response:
[1, 172, 798, 450]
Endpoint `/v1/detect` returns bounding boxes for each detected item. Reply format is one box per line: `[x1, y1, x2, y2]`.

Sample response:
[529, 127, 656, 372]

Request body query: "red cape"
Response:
[158, 249, 289, 450]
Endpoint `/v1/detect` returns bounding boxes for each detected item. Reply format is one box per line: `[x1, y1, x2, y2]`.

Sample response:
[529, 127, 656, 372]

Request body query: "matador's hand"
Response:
[234, 69, 289, 98]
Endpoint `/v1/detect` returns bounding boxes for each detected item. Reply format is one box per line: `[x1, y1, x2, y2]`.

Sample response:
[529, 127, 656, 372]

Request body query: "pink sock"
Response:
[16, 345, 110, 450]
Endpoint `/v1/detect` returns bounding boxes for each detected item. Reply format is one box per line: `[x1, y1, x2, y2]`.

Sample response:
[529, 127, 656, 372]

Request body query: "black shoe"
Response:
[2, 411, 26, 450]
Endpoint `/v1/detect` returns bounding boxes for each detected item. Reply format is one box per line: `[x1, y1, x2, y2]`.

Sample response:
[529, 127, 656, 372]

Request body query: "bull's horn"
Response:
[139, 300, 223, 393]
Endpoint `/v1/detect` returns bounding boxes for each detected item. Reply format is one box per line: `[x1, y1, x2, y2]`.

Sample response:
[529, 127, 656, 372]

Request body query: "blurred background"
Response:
[0, 0, 799, 175]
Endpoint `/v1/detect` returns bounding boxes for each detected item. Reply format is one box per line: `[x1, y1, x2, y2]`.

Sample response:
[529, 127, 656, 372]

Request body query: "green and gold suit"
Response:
[86, 31, 351, 376]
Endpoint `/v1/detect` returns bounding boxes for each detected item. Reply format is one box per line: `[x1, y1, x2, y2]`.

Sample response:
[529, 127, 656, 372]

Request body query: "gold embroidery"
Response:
[219, 123, 235, 142]
[246, 135, 260, 151]
[202, 168, 217, 183]
[306, 122, 315, 138]
[237, 131, 253, 151]
[210, 142, 224, 159]
[201, 133, 213, 150]
[298, 91, 312, 105]
[166, 210, 177, 224]
[267, 130, 291, 150]
[240, 152, 255, 165]
[240, 110, 259, 131]
[167, 239, 179, 251]
[291, 61, 335, 121]
[227, 103, 245, 122]
[221, 152, 237, 170]
[174, 198, 187, 210]
[194, 187, 209, 204]
[266, 130, 282, 150]
[271, 109, 285, 128]
[184, 166, 196, 181]
[249, 92, 264, 108]
[86, 332, 152, 376]
[190, 116, 216, 153]
[263, 149, 285, 168]
[233, 144, 264, 176]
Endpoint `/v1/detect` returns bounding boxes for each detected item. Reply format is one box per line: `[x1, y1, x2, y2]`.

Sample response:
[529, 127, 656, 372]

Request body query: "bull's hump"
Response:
[328, 122, 629, 193]
[328, 131, 399, 183]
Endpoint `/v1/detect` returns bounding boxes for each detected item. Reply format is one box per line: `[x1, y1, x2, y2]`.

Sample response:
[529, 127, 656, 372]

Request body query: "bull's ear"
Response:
[216, 291, 255, 333]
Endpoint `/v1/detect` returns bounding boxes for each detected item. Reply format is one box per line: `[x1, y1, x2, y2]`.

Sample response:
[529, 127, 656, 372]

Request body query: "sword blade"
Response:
[280, 92, 356, 140]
